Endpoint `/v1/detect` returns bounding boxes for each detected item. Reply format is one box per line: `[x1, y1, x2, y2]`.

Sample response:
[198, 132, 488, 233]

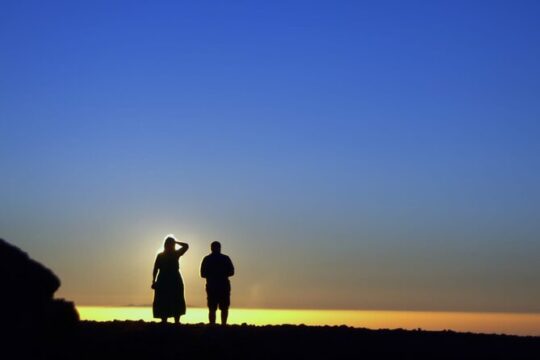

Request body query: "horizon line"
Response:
[75, 305, 540, 315]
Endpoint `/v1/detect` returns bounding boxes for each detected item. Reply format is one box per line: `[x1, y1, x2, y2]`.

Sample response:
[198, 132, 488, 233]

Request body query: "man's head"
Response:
[211, 241, 221, 254]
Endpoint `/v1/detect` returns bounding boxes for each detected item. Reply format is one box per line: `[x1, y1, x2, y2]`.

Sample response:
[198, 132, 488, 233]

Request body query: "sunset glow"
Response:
[78, 307, 540, 336]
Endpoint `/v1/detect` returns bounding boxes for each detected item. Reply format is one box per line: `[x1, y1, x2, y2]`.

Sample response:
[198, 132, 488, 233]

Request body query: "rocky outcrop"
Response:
[0, 238, 79, 330]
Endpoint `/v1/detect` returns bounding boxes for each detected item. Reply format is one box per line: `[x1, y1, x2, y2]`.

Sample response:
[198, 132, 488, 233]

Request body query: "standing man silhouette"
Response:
[200, 241, 235, 325]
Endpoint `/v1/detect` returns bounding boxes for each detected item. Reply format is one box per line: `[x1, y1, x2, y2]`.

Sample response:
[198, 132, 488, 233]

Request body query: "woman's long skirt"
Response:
[153, 271, 186, 318]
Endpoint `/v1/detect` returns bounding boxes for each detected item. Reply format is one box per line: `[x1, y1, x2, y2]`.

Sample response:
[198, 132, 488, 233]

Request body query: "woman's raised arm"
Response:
[175, 241, 189, 256]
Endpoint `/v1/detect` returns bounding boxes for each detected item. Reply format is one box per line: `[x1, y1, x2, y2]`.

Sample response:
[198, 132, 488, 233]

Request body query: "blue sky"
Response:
[1, 0, 540, 311]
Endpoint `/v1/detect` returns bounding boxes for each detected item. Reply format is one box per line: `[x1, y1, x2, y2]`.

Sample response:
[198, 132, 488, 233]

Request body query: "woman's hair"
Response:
[164, 235, 176, 249]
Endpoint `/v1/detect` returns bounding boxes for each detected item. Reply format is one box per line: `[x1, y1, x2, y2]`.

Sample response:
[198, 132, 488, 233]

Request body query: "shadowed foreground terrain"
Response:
[10, 321, 540, 359]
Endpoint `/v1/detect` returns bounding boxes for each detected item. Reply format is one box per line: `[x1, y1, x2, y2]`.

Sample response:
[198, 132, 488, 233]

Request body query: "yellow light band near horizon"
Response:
[77, 306, 540, 336]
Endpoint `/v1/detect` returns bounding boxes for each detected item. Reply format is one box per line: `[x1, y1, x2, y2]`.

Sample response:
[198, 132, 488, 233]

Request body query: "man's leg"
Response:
[221, 308, 228, 325]
[209, 307, 217, 325]
[174, 315, 180, 324]
[220, 290, 231, 325]
[208, 296, 217, 325]
[207, 285, 218, 325]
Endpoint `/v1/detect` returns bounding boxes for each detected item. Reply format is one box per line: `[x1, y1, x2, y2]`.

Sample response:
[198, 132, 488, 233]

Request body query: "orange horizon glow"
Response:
[77, 306, 540, 337]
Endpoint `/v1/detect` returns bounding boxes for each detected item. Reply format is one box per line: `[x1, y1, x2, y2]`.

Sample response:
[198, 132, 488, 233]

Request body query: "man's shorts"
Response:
[206, 281, 231, 311]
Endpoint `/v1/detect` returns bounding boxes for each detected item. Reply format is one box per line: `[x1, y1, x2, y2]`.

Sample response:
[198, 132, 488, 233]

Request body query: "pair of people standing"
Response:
[151, 236, 235, 325]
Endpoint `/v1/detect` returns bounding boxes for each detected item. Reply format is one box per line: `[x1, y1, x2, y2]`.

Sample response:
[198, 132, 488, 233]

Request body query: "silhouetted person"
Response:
[200, 241, 235, 325]
[152, 235, 189, 324]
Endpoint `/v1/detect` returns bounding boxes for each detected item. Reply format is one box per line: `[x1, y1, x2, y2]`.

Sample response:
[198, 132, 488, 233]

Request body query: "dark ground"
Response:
[6, 321, 540, 360]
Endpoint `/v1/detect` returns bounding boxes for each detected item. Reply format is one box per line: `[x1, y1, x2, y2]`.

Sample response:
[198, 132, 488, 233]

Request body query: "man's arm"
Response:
[200, 257, 208, 278]
[227, 256, 235, 277]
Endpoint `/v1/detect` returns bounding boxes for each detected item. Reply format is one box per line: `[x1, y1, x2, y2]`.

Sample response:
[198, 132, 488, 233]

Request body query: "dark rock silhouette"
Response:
[0, 238, 79, 330]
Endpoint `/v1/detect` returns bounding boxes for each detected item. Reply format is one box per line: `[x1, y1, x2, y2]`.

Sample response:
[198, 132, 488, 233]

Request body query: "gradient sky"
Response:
[1, 0, 540, 312]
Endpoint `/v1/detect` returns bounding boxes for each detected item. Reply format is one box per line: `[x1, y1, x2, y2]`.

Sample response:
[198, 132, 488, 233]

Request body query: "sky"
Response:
[1, 0, 540, 312]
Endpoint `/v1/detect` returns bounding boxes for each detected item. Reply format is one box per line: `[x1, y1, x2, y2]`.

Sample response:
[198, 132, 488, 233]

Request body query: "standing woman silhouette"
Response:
[152, 235, 189, 323]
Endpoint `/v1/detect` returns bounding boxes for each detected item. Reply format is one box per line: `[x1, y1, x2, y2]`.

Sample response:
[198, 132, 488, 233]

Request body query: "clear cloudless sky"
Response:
[1, 0, 539, 312]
